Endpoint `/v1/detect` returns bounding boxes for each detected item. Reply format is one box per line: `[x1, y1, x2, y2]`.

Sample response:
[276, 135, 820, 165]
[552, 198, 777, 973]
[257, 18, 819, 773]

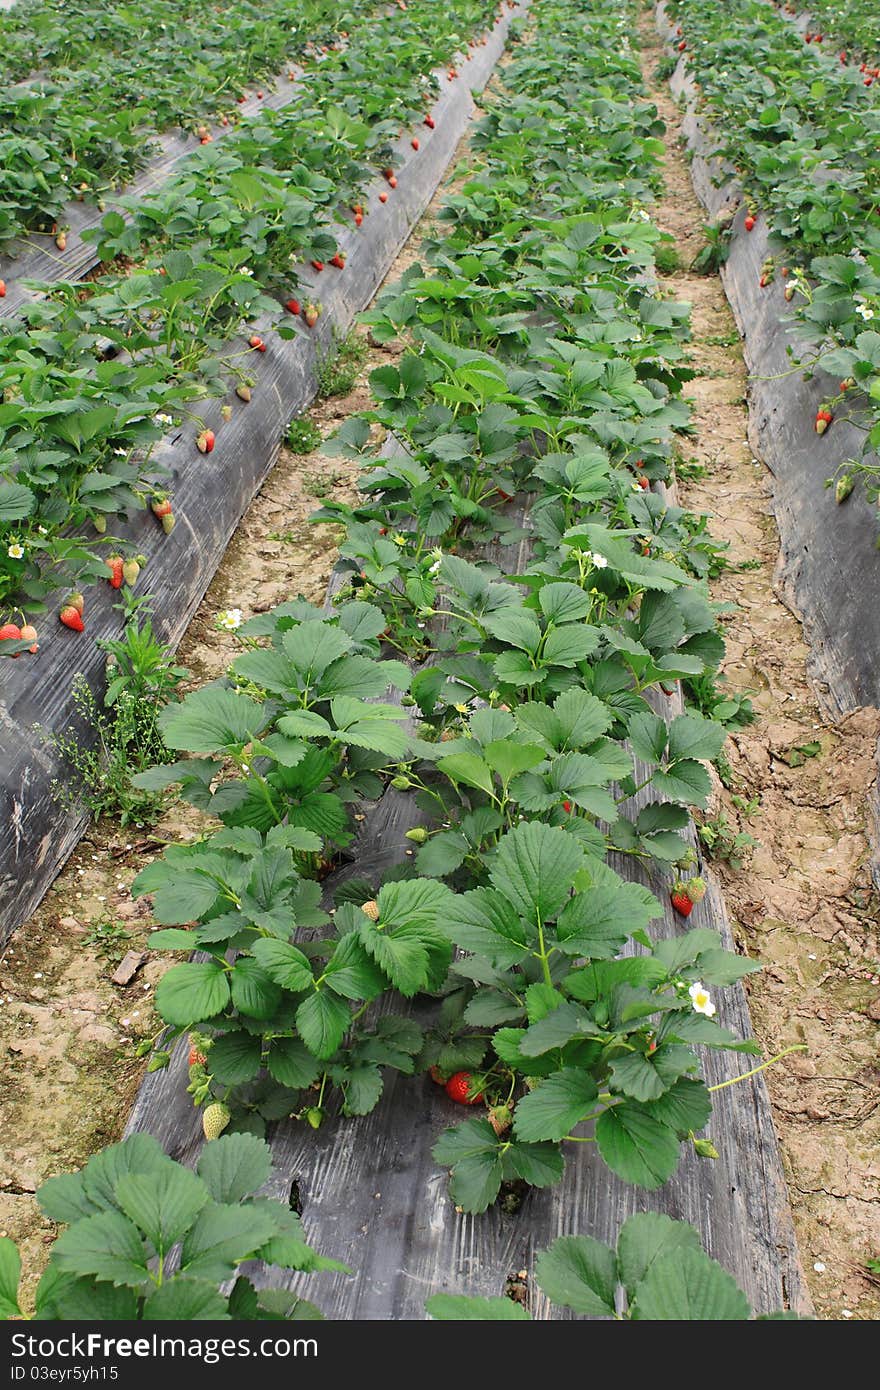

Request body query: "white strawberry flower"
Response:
[392, 533, 407, 547]
[239, 267, 254, 277]
[591, 552, 608, 569]
[7, 542, 25, 560]
[113, 447, 128, 456]
[217, 608, 244, 631]
[156, 412, 173, 426]
[688, 981, 716, 1017]
[855, 302, 875, 321]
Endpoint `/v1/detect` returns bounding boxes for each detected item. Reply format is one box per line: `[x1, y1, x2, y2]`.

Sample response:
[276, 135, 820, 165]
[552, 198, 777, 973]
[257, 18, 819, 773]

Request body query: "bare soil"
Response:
[640, 11, 880, 1321]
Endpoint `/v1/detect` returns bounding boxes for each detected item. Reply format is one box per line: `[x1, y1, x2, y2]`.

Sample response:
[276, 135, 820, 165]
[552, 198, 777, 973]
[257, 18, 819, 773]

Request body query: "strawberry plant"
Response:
[0, 1132, 344, 1319]
[427, 1212, 800, 1319]
[125, 0, 775, 1217]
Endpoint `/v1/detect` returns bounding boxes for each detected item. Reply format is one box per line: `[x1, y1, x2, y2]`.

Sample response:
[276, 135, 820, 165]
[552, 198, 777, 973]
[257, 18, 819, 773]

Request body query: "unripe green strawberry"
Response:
[390, 775, 410, 789]
[835, 475, 854, 504]
[305, 1106, 323, 1129]
[93, 515, 107, 534]
[361, 899, 380, 921]
[202, 1102, 231, 1140]
[692, 1136, 719, 1159]
[405, 827, 428, 844]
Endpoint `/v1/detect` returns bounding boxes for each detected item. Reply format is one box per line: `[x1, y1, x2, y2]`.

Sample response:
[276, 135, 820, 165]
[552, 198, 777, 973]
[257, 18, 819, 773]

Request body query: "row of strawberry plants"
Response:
[0, 0, 375, 247]
[129, 0, 762, 1218]
[0, 0, 508, 643]
[769, 0, 880, 67]
[666, 0, 880, 523]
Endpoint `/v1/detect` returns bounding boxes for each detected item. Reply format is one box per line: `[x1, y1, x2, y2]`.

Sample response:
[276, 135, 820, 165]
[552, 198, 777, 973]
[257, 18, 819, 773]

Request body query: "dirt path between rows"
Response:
[0, 130, 480, 1304]
[638, 8, 880, 1321]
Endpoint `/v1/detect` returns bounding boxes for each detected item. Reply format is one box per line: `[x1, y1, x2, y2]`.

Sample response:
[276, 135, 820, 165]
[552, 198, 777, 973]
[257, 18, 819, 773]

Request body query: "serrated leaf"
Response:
[155, 961, 231, 1027]
[159, 687, 265, 753]
[114, 1166, 209, 1255]
[295, 990, 351, 1059]
[0, 1238, 21, 1318]
[595, 1104, 680, 1189]
[143, 1277, 230, 1320]
[267, 1037, 321, 1091]
[535, 1234, 617, 1316]
[631, 1247, 752, 1320]
[616, 1212, 703, 1296]
[52, 1211, 149, 1289]
[180, 1203, 277, 1282]
[250, 937, 314, 992]
[490, 821, 583, 921]
[197, 1133, 272, 1204]
[208, 1031, 263, 1085]
[513, 1069, 599, 1142]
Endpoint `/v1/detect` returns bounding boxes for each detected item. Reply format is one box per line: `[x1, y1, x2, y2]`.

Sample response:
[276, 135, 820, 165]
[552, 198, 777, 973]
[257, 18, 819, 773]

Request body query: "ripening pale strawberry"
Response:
[744, 214, 756, 231]
[361, 899, 380, 921]
[285, 297, 301, 315]
[220, 404, 232, 422]
[188, 1043, 207, 1067]
[106, 555, 124, 589]
[236, 384, 252, 402]
[60, 605, 84, 632]
[20, 623, 38, 653]
[55, 231, 67, 250]
[151, 497, 172, 520]
[93, 515, 107, 534]
[67, 592, 84, 615]
[197, 428, 215, 453]
[303, 302, 319, 327]
[815, 409, 833, 435]
[784, 283, 796, 301]
[122, 558, 141, 586]
[202, 1102, 231, 1140]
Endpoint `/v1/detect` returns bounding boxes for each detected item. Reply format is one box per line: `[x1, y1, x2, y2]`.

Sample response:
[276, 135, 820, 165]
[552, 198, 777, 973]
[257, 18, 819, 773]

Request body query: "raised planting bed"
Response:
[657, 0, 880, 875]
[119, 0, 809, 1320]
[0, 0, 528, 947]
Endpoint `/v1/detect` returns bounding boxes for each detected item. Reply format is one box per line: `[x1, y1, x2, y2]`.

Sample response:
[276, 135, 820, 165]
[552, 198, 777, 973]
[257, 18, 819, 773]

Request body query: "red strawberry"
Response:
[429, 1065, 446, 1085]
[249, 334, 266, 352]
[20, 623, 38, 653]
[388, 175, 397, 189]
[257, 90, 264, 99]
[0, 623, 22, 642]
[330, 253, 345, 269]
[411, 137, 420, 150]
[815, 409, 833, 435]
[0, 279, 6, 297]
[188, 1044, 207, 1067]
[744, 215, 756, 231]
[562, 800, 572, 813]
[106, 554, 124, 589]
[781, 266, 789, 277]
[311, 259, 324, 272]
[637, 475, 649, 489]
[237, 94, 247, 103]
[445, 1071, 482, 1105]
[355, 211, 363, 226]
[379, 191, 388, 203]
[285, 297, 301, 315]
[670, 886, 694, 917]
[60, 605, 84, 632]
[678, 39, 687, 51]
[197, 428, 215, 453]
[303, 302, 320, 328]
[424, 115, 435, 129]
